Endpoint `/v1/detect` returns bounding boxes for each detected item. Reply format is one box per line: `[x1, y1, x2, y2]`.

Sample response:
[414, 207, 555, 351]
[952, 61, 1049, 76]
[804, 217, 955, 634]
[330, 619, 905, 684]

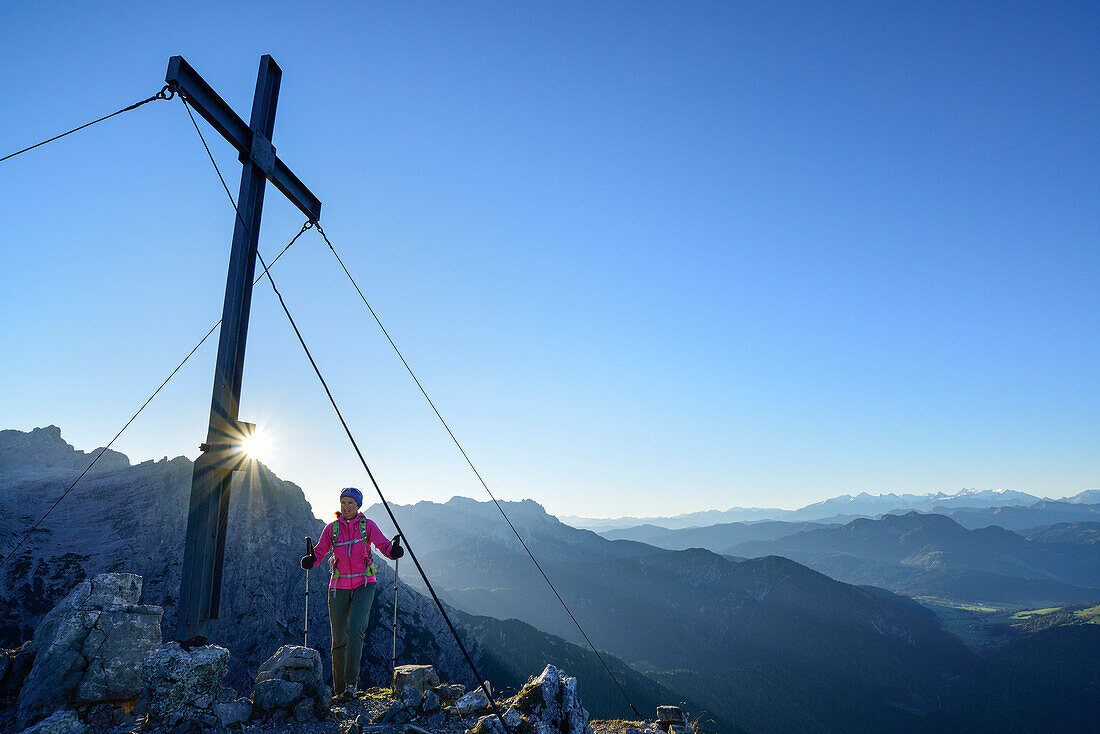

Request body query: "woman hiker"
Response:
[300, 487, 404, 702]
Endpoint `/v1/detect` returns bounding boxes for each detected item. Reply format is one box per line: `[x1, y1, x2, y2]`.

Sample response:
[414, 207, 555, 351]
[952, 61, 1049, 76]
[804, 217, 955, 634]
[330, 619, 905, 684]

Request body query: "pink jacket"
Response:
[312, 513, 397, 589]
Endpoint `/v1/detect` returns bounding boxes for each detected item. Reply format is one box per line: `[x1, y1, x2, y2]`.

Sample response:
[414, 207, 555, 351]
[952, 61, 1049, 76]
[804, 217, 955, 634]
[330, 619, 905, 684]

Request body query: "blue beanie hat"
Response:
[340, 487, 363, 509]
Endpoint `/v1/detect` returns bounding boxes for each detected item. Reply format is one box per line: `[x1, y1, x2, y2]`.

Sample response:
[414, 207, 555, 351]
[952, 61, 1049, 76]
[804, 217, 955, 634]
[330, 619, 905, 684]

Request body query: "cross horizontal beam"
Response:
[166, 55, 321, 221]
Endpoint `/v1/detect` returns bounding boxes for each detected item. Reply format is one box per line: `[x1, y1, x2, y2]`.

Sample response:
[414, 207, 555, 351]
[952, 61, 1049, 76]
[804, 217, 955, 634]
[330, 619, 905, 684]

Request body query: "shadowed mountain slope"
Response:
[927, 624, 1100, 733]
[731, 511, 1100, 606]
[1018, 521, 1100, 545]
[369, 498, 976, 733]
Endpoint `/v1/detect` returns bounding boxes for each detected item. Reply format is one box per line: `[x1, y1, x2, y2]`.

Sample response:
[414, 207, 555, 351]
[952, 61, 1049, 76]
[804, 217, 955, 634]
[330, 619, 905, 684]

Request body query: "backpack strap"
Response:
[330, 517, 376, 581]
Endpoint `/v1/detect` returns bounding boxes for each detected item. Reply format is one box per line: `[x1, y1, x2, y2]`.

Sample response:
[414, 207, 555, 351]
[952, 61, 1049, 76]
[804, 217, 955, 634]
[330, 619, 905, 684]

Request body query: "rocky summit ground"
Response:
[215, 688, 655, 734]
[201, 686, 487, 734]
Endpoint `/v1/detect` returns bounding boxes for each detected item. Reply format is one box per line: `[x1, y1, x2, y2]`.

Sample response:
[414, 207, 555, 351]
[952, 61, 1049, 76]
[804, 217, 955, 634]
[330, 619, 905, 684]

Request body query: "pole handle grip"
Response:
[305, 536, 314, 555]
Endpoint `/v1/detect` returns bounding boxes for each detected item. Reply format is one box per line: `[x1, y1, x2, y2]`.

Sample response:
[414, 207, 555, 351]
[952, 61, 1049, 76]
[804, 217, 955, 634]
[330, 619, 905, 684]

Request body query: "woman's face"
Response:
[340, 496, 359, 519]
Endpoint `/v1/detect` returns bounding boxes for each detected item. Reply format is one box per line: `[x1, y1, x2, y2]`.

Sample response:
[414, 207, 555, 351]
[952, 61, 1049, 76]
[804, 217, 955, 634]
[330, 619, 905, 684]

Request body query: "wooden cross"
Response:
[166, 55, 321, 643]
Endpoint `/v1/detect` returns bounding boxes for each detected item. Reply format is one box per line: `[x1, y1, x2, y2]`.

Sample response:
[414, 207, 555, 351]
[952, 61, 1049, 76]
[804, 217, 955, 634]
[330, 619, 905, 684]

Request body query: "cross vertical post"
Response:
[168, 55, 321, 643]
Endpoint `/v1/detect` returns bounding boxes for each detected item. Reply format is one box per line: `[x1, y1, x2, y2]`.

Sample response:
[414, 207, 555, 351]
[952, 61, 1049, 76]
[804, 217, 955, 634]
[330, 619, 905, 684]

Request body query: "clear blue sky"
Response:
[2, 1, 1097, 519]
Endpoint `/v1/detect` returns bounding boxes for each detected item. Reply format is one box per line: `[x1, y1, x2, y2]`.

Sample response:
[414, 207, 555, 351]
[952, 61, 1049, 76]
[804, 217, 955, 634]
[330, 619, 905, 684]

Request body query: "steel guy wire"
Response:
[181, 96, 514, 734]
[0, 223, 312, 571]
[312, 222, 644, 719]
[1, 86, 174, 164]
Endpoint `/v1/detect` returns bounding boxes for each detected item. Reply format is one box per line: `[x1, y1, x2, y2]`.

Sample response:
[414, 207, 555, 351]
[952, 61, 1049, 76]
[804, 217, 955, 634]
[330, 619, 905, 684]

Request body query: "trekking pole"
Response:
[304, 536, 314, 648]
[392, 535, 401, 685]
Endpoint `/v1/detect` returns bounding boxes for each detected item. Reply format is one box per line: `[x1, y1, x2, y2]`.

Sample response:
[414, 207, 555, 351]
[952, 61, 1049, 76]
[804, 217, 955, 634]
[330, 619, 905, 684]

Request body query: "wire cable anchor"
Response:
[0, 85, 175, 164]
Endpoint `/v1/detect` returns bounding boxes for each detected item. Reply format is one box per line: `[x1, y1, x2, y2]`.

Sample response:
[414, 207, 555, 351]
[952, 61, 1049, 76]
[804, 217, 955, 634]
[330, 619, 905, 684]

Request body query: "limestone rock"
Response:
[434, 682, 466, 701]
[140, 642, 230, 723]
[456, 689, 490, 715]
[16, 573, 162, 729]
[394, 663, 442, 698]
[377, 681, 425, 724]
[30, 574, 142, 655]
[252, 678, 303, 711]
[84, 702, 134, 731]
[470, 706, 529, 734]
[214, 698, 252, 728]
[14, 709, 87, 734]
[256, 645, 323, 682]
[294, 698, 314, 722]
[502, 706, 523, 728]
[421, 688, 441, 712]
[512, 664, 593, 734]
[471, 713, 506, 734]
[249, 645, 328, 720]
[400, 683, 424, 706]
[657, 706, 684, 724]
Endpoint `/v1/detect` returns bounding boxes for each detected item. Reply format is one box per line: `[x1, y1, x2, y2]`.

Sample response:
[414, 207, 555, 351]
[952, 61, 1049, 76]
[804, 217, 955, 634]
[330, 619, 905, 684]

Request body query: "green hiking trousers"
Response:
[328, 582, 376, 693]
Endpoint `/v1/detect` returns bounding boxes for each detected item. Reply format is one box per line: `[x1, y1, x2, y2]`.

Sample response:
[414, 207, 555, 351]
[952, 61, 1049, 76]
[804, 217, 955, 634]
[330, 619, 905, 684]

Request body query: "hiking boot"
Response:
[336, 684, 357, 702]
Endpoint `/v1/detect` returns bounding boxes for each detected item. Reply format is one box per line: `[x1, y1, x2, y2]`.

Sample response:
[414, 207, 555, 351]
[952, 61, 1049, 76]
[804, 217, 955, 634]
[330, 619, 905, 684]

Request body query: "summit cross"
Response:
[166, 55, 321, 642]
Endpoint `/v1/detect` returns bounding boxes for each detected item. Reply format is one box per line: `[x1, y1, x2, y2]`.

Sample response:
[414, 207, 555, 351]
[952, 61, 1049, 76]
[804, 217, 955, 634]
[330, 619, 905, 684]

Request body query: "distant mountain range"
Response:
[601, 520, 841, 548]
[728, 511, 1100, 607]
[564, 487, 1099, 530]
[937, 501, 1100, 530]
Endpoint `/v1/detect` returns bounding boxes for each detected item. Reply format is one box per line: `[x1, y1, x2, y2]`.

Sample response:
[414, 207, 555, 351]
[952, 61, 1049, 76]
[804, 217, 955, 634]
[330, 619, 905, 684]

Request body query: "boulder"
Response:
[252, 679, 303, 710]
[470, 713, 507, 734]
[140, 642, 230, 723]
[502, 706, 523, 729]
[30, 575, 142, 655]
[377, 692, 416, 724]
[83, 702, 135, 731]
[657, 705, 687, 733]
[470, 706, 528, 734]
[400, 684, 424, 708]
[393, 664, 441, 698]
[434, 682, 466, 701]
[421, 688, 441, 712]
[255, 645, 323, 683]
[456, 689, 490, 716]
[249, 645, 329, 720]
[14, 709, 87, 734]
[294, 698, 315, 722]
[511, 664, 593, 734]
[16, 573, 162, 729]
[214, 699, 252, 728]
[657, 706, 684, 724]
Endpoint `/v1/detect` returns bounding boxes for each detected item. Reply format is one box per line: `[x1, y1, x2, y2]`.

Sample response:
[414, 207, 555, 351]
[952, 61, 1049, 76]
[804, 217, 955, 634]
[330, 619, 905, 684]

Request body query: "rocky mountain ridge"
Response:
[0, 426, 721, 728]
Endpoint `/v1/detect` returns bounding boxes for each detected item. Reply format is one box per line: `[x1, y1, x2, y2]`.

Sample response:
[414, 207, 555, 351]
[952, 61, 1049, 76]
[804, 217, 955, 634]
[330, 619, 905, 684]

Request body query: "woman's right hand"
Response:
[300, 554, 317, 570]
